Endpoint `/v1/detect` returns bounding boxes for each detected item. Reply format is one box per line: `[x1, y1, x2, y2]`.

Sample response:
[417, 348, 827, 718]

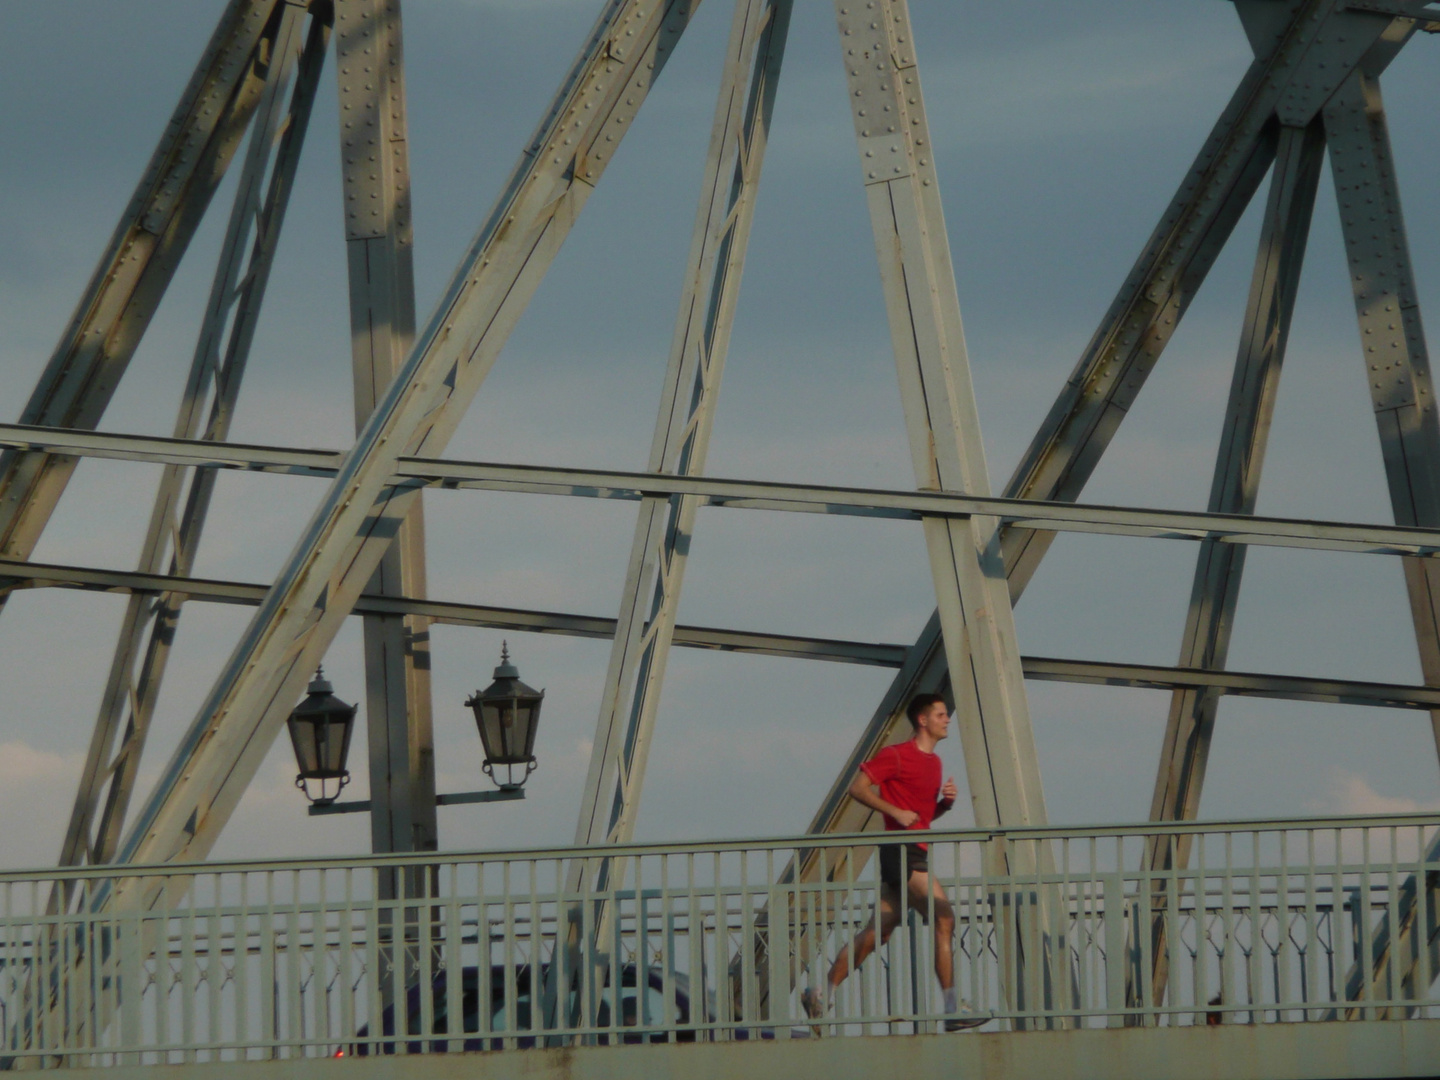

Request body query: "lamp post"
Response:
[465, 642, 544, 790]
[286, 667, 357, 806]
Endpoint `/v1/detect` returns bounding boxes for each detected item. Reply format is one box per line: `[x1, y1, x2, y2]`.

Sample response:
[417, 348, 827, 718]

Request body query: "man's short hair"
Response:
[905, 693, 946, 728]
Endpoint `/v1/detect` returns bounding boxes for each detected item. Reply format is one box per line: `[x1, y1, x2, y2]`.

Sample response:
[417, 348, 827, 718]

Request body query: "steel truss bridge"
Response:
[3, 0, 1440, 1076]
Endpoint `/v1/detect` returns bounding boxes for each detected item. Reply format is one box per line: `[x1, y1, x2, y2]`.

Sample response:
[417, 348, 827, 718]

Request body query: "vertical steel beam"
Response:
[573, 0, 792, 859]
[54, 2, 327, 890]
[1147, 120, 1325, 848]
[335, 0, 437, 857]
[834, 0, 1045, 831]
[0, 0, 283, 568]
[1326, 69, 1440, 765]
[108, 0, 706, 888]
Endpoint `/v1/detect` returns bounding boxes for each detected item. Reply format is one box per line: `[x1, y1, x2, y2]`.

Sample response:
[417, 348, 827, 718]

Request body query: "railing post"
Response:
[1104, 874, 1127, 1029]
[118, 907, 142, 1065]
[766, 869, 790, 1039]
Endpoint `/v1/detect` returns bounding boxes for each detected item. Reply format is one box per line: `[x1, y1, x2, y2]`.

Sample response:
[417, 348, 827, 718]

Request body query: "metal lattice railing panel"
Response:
[0, 815, 1436, 1066]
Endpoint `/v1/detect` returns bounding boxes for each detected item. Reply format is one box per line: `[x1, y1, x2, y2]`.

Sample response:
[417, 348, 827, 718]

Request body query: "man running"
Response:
[803, 693, 985, 1031]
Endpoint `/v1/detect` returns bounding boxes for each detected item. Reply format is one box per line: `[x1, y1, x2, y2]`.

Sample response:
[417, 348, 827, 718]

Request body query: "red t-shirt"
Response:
[861, 739, 947, 849]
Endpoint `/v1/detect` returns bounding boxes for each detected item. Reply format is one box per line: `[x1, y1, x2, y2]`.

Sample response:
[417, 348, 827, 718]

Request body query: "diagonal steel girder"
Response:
[834, 0, 1066, 1022]
[1146, 3, 1425, 873]
[1139, 108, 1327, 1015]
[335, 0, 438, 857]
[573, 0, 792, 862]
[838, 0, 1045, 834]
[795, 0, 1416, 853]
[106, 0, 709, 889]
[1326, 68, 1440, 763]
[0, 0, 288, 570]
[1147, 117, 1326, 860]
[56, 0, 328, 890]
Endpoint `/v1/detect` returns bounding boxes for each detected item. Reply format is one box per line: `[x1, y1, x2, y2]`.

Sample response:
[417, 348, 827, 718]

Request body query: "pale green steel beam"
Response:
[1148, 117, 1325, 855]
[58, 1, 328, 890]
[0, 0, 284, 566]
[105, 0, 712, 894]
[10, 555, 1440, 710]
[335, 0, 439, 858]
[7, 424, 1440, 557]
[575, 0, 793, 860]
[793, 0, 1424, 872]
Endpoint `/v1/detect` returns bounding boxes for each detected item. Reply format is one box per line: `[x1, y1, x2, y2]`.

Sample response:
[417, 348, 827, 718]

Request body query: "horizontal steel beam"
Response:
[5, 424, 1440, 557]
[6, 555, 1440, 711]
[1020, 655, 1440, 711]
[0, 557, 906, 667]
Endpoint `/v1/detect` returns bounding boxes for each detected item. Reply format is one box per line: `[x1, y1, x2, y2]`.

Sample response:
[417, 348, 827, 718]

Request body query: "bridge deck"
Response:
[27, 1019, 1440, 1080]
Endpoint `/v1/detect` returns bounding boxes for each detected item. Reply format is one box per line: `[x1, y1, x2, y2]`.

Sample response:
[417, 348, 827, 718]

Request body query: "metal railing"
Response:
[1, 815, 1436, 1067]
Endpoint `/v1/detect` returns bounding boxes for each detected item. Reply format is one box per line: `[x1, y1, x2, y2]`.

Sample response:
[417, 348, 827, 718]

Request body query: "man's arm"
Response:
[848, 771, 918, 827]
[933, 775, 958, 819]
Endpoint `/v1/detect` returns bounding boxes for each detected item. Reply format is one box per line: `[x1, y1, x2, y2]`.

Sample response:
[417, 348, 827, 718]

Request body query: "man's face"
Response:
[917, 701, 950, 741]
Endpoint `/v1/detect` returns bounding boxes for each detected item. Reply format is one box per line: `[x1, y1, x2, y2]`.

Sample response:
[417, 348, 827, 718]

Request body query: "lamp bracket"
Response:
[307, 786, 525, 817]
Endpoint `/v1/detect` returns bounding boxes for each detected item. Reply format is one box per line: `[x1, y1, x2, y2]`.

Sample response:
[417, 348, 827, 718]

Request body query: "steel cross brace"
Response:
[53, 1, 327, 895]
[335, 0, 438, 858]
[0, 0, 286, 569]
[104, 0, 708, 894]
[1326, 70, 1440, 762]
[1147, 119, 1326, 867]
[573, 0, 792, 868]
[1146, 1, 1426, 861]
[1141, 114, 1326, 1011]
[791, 0, 1417, 864]
[560, 0, 791, 1032]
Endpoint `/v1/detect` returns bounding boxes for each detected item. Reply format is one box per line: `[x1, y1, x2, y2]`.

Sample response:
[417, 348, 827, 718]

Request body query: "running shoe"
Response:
[800, 987, 825, 1020]
[943, 1002, 989, 1031]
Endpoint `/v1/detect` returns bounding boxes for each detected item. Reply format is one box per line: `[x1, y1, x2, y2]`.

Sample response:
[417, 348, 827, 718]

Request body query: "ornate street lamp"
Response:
[286, 667, 356, 806]
[465, 643, 544, 790]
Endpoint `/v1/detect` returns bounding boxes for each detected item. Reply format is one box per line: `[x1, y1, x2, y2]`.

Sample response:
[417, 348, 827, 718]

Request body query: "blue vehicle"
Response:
[352, 962, 703, 1054]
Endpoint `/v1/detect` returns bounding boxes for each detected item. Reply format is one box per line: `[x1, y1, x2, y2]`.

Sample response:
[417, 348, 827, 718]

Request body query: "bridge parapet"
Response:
[1, 814, 1436, 1069]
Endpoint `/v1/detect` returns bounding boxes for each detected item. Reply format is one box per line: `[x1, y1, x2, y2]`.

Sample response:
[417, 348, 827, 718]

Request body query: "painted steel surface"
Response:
[58, 1, 332, 890]
[335, 0, 438, 861]
[10, 425, 1440, 557]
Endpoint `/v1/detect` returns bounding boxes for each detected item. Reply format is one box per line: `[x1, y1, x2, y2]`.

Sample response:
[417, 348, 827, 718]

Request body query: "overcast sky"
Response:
[1, 0, 1438, 870]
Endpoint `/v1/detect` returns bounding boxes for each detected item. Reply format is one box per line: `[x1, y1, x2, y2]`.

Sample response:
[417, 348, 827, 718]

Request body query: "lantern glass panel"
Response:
[288, 718, 321, 777]
[288, 715, 352, 778]
[478, 700, 510, 762]
[477, 696, 540, 763]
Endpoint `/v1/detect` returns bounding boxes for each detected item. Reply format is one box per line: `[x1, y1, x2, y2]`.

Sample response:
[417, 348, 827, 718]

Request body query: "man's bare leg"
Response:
[825, 883, 901, 991]
[907, 870, 985, 1029]
[803, 883, 901, 1018]
[907, 870, 955, 992]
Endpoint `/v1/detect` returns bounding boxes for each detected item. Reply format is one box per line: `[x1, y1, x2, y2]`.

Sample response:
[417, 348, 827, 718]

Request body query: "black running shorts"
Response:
[879, 842, 928, 887]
